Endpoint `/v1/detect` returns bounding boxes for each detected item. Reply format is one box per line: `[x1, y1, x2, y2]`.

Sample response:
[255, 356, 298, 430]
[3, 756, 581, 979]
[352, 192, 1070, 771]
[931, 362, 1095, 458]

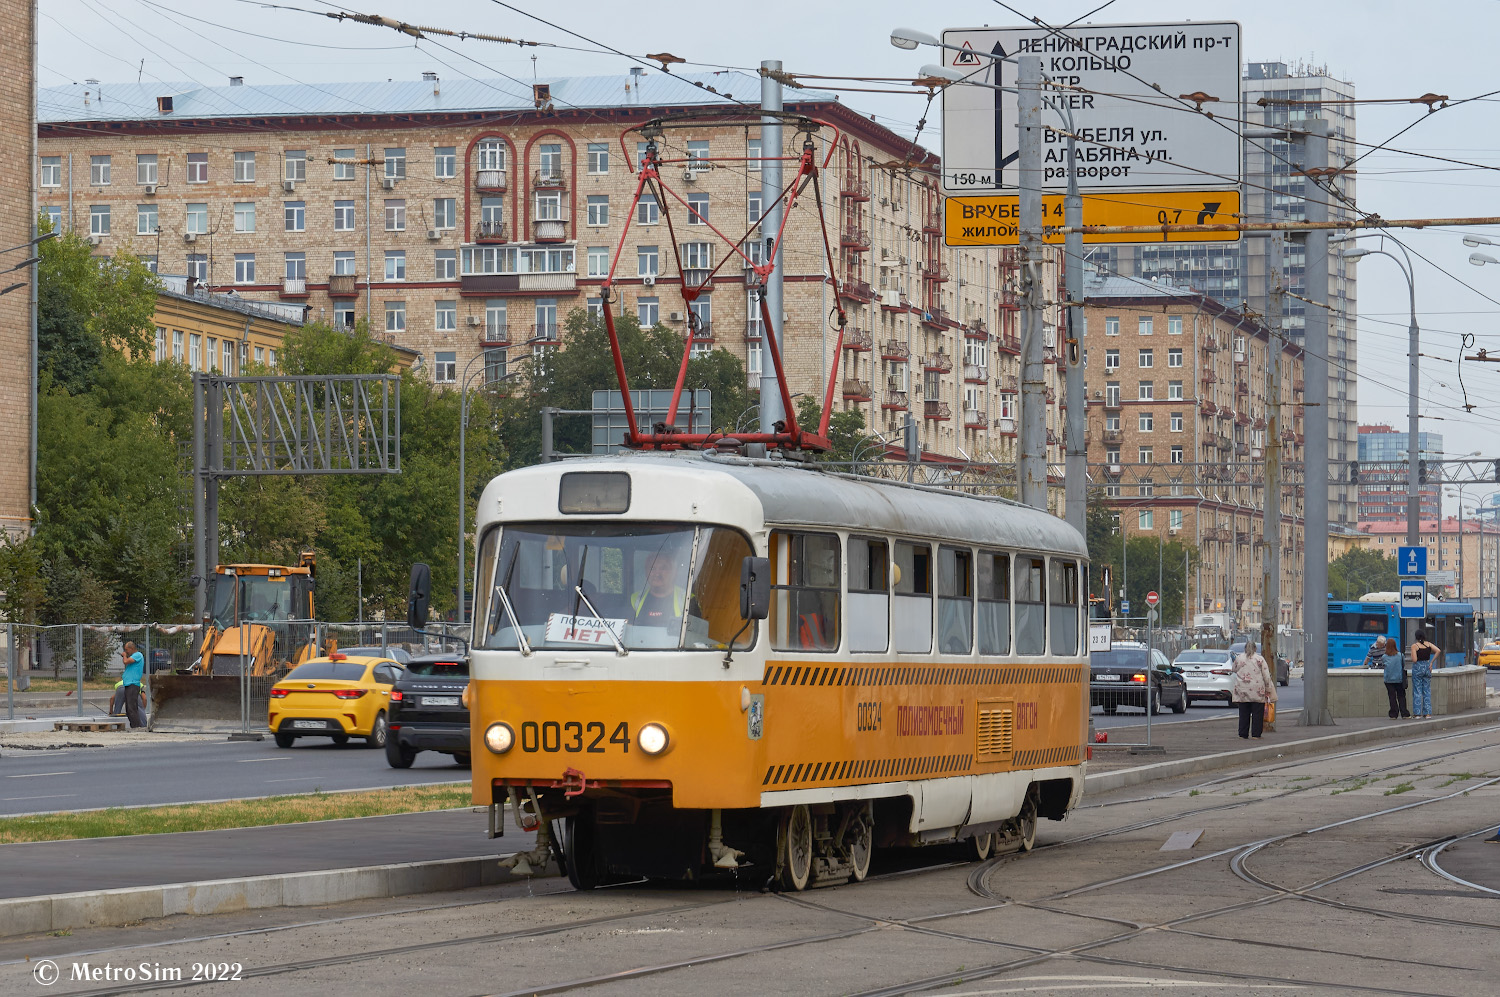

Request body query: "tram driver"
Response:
[630, 548, 704, 636]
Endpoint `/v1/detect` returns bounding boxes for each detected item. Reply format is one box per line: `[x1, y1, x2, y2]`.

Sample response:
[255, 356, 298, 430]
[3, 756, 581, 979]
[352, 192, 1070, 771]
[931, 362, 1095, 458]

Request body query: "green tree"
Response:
[794, 395, 880, 464]
[1328, 548, 1399, 602]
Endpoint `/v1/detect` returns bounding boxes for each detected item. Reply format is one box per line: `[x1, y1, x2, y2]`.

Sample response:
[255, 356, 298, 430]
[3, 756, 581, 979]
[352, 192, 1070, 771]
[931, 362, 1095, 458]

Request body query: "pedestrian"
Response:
[1409, 629, 1441, 719]
[120, 640, 146, 729]
[1380, 636, 1411, 720]
[1232, 639, 1277, 739]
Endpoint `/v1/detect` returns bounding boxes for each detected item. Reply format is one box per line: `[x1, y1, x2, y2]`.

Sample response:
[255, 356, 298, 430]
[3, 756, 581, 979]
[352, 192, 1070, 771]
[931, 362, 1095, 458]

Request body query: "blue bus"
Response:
[1327, 598, 1476, 669]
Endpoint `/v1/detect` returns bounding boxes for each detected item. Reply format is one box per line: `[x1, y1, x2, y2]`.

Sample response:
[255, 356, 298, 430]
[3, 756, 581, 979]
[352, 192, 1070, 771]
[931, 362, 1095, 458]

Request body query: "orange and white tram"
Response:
[464, 450, 1090, 890]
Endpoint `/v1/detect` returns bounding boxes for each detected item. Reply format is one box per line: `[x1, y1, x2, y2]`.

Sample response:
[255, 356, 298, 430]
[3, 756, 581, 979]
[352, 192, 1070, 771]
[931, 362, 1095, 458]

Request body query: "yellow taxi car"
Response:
[1479, 640, 1500, 670]
[268, 653, 403, 748]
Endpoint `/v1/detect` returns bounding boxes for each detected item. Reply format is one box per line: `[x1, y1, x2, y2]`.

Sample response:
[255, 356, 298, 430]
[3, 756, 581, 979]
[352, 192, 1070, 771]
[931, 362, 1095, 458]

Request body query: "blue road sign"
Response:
[1399, 579, 1428, 619]
[1398, 546, 1427, 578]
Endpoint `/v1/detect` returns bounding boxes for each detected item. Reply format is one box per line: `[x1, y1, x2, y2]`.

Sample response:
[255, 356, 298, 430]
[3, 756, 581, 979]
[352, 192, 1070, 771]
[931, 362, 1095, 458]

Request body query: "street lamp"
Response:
[1463, 235, 1497, 248]
[1471, 253, 1499, 267]
[1344, 243, 1420, 551]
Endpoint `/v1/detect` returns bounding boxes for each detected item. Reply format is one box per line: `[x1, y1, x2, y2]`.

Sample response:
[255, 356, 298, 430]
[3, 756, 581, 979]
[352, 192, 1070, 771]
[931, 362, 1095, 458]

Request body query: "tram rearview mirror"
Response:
[740, 556, 770, 620]
[407, 563, 431, 630]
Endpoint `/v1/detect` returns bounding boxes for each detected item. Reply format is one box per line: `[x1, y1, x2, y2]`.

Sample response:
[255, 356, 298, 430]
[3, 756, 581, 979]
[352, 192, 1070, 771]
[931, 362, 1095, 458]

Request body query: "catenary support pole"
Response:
[6, 623, 13, 721]
[1261, 233, 1284, 727]
[1301, 119, 1333, 726]
[193, 374, 206, 624]
[1017, 55, 1046, 510]
[1063, 125, 1087, 535]
[759, 61, 785, 436]
[74, 623, 83, 717]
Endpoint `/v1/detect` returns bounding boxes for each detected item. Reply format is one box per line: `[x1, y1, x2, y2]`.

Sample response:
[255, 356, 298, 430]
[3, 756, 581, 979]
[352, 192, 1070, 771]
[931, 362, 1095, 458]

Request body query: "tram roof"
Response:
[533, 453, 1088, 558]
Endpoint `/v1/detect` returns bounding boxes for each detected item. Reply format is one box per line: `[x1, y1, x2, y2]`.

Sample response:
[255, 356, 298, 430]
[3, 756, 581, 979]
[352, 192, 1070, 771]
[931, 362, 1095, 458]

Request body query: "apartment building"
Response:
[1080, 273, 1307, 629]
[0, 0, 35, 538]
[36, 71, 1061, 465]
[1361, 518, 1500, 619]
[1356, 424, 1443, 522]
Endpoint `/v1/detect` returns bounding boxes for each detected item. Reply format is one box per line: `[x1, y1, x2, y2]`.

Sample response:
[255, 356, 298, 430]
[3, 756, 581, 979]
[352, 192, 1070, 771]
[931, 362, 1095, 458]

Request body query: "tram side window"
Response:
[977, 551, 1011, 655]
[894, 541, 933, 653]
[937, 546, 974, 654]
[1014, 556, 1046, 655]
[1049, 558, 1080, 655]
[769, 531, 840, 652]
[848, 537, 890, 653]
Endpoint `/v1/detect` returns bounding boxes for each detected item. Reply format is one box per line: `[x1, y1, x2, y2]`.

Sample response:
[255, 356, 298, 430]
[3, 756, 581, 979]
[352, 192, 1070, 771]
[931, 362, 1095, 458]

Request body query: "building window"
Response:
[186, 254, 206, 280]
[141, 255, 157, 273]
[254, 346, 264, 365]
[1139, 510, 1154, 530]
[434, 249, 456, 280]
[748, 191, 763, 226]
[638, 245, 659, 277]
[1104, 349, 1119, 371]
[206, 337, 218, 371]
[681, 241, 713, 271]
[1138, 381, 1154, 401]
[998, 393, 1015, 420]
[434, 146, 456, 178]
[334, 305, 356, 329]
[42, 205, 61, 231]
[535, 191, 562, 221]
[1168, 347, 1183, 367]
[1138, 447, 1153, 463]
[233, 151, 255, 182]
[1105, 415, 1120, 431]
[1105, 448, 1120, 464]
[538, 143, 562, 180]
[535, 299, 558, 341]
[1104, 381, 1120, 406]
[222, 340, 235, 374]
[285, 252, 306, 280]
[233, 201, 256, 233]
[587, 195, 609, 226]
[484, 348, 507, 383]
[187, 152, 208, 183]
[90, 155, 110, 185]
[1170, 412, 1183, 432]
[1105, 315, 1120, 336]
[1167, 380, 1183, 400]
[334, 200, 355, 231]
[434, 351, 456, 383]
[587, 142, 609, 174]
[435, 299, 457, 332]
[185, 202, 208, 234]
[385, 301, 406, 333]
[189, 333, 201, 370]
[1171, 445, 1183, 463]
[686, 139, 709, 170]
[384, 250, 406, 281]
[384, 147, 406, 179]
[136, 204, 157, 235]
[586, 297, 604, 320]
[433, 197, 456, 230]
[747, 137, 762, 171]
[475, 138, 505, 172]
[154, 328, 165, 362]
[1168, 315, 1183, 336]
[687, 191, 709, 225]
[587, 246, 609, 277]
[1138, 316, 1153, 336]
[334, 250, 356, 276]
[136, 154, 157, 185]
[171, 330, 184, 362]
[1139, 412, 1154, 432]
[485, 299, 507, 340]
[283, 149, 306, 182]
[638, 296, 659, 327]
[234, 253, 255, 283]
[40, 156, 61, 187]
[638, 193, 659, 224]
[1170, 509, 1183, 529]
[1138, 349, 1153, 368]
[385, 199, 406, 231]
[333, 149, 356, 181]
[283, 200, 305, 232]
[89, 205, 110, 236]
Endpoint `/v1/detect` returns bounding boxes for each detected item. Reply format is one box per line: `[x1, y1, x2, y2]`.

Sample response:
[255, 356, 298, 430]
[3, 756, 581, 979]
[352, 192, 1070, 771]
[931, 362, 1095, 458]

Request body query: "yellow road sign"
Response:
[944, 190, 1242, 246]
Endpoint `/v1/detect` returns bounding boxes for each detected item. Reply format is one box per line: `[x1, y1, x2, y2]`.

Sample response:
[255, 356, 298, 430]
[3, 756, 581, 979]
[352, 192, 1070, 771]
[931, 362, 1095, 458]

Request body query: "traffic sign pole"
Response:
[1018, 54, 1046, 511]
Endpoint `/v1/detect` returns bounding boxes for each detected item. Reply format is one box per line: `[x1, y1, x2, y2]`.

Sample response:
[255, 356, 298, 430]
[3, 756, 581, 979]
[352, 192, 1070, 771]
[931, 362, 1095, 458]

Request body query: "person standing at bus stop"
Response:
[1409, 629, 1441, 719]
[1231, 640, 1277, 739]
[1380, 637, 1411, 720]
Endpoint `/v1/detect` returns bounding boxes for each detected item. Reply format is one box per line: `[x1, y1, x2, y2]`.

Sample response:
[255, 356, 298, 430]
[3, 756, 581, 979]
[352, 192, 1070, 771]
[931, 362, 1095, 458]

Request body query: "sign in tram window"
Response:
[769, 531, 840, 652]
[1049, 559, 1080, 655]
[848, 537, 890, 653]
[558, 471, 630, 514]
[1014, 557, 1046, 655]
[894, 542, 933, 653]
[938, 546, 974, 654]
[977, 552, 1012, 655]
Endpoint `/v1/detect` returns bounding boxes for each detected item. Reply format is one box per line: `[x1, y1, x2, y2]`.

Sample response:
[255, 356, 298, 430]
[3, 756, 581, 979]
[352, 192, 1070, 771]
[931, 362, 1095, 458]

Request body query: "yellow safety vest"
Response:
[631, 586, 685, 619]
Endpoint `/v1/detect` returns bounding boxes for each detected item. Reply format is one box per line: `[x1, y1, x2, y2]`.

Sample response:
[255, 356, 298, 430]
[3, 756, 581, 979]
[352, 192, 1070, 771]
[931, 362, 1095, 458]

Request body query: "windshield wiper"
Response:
[572, 546, 627, 657]
[494, 549, 532, 657]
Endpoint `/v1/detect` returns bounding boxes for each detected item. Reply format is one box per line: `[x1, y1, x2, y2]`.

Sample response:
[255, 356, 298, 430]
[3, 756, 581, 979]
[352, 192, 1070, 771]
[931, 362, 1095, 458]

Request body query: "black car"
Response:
[1228, 641, 1291, 687]
[1090, 645, 1189, 715]
[386, 653, 471, 768]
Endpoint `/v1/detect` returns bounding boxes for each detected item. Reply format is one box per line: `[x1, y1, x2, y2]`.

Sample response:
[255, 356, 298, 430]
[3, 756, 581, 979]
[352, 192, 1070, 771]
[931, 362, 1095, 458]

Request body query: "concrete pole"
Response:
[192, 374, 206, 624]
[759, 61, 785, 434]
[1064, 130, 1087, 536]
[74, 623, 83, 717]
[1260, 233, 1283, 718]
[1301, 119, 1333, 725]
[1017, 56, 1047, 510]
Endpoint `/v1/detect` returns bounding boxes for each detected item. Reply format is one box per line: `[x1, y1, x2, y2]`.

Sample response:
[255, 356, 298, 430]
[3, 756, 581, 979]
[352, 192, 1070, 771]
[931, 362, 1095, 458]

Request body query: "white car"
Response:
[1171, 648, 1237, 704]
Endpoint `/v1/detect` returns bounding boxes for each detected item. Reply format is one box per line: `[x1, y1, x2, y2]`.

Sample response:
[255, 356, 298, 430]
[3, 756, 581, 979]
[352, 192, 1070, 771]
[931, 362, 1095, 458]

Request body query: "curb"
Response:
[1083, 708, 1500, 795]
[0, 853, 554, 938]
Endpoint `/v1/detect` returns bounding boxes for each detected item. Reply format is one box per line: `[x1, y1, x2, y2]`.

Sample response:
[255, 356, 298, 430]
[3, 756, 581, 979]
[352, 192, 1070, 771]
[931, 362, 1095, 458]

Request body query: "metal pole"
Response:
[74, 623, 83, 717]
[1407, 268, 1420, 554]
[6, 623, 13, 721]
[1063, 126, 1087, 535]
[1459, 494, 1465, 601]
[1261, 234, 1284, 725]
[1301, 119, 1333, 725]
[759, 60, 785, 435]
[193, 374, 206, 624]
[239, 621, 248, 733]
[1017, 55, 1046, 510]
[1146, 606, 1153, 745]
[142, 624, 152, 721]
[357, 557, 363, 627]
[540, 406, 555, 462]
[458, 382, 468, 628]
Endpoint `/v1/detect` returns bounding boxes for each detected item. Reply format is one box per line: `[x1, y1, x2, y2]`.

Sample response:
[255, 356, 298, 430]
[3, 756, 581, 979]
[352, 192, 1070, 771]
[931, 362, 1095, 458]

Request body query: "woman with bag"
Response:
[1231, 640, 1277, 739]
[1381, 636, 1411, 719]
[1408, 629, 1441, 718]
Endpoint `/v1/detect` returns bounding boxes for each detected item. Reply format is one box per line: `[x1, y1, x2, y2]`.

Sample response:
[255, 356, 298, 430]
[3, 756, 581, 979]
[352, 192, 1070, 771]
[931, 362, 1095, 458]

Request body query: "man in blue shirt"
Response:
[120, 641, 145, 728]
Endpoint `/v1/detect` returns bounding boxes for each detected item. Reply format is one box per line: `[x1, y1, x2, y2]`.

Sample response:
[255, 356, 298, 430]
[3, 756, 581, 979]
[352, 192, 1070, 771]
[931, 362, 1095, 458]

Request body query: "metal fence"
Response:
[3, 622, 203, 722]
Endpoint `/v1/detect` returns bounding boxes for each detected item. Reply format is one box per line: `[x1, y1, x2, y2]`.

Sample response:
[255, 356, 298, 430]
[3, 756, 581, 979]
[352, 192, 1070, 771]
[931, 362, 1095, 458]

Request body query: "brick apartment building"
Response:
[36, 71, 1062, 464]
[0, 0, 35, 538]
[1361, 518, 1500, 617]
[1079, 273, 1308, 629]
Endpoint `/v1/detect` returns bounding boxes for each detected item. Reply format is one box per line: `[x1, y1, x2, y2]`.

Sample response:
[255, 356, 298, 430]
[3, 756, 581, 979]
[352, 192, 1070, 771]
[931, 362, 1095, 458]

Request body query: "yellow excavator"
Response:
[150, 552, 328, 725]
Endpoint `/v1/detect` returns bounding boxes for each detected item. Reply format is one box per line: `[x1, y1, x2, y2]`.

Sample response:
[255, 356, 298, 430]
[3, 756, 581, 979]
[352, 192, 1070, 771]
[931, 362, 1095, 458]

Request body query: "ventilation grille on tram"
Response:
[976, 701, 1014, 763]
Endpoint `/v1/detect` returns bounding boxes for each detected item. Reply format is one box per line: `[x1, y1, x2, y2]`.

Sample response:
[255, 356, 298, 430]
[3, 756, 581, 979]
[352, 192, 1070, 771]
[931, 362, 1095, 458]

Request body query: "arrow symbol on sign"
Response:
[992, 43, 1018, 174]
[1197, 202, 1221, 225]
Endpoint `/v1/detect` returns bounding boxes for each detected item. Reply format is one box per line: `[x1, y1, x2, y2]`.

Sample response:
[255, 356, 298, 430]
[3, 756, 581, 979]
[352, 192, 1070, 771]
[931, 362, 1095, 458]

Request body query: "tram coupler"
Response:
[500, 816, 554, 877]
[708, 808, 744, 870]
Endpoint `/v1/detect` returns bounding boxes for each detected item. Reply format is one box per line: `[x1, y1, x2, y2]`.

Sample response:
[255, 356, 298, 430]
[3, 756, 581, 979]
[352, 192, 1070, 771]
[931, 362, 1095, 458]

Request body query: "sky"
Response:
[37, 0, 1500, 513]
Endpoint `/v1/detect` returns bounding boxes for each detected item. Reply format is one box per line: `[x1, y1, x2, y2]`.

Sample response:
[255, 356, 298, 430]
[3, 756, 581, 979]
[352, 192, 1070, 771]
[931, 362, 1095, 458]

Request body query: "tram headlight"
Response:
[484, 722, 515, 754]
[638, 722, 671, 756]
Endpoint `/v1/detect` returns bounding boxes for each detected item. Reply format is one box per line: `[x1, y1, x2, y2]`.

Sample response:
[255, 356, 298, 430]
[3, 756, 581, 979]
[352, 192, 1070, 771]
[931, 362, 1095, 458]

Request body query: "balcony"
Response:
[923, 263, 951, 283]
[1103, 429, 1124, 445]
[280, 278, 307, 298]
[475, 168, 507, 191]
[842, 378, 872, 401]
[1215, 435, 1233, 451]
[1201, 372, 1217, 386]
[460, 271, 578, 296]
[999, 374, 1018, 392]
[532, 219, 567, 242]
[841, 227, 871, 252]
[1203, 340, 1220, 353]
[840, 278, 875, 302]
[327, 274, 359, 297]
[964, 325, 989, 341]
[964, 408, 987, 429]
[841, 328, 873, 352]
[532, 169, 567, 190]
[1235, 379, 1249, 394]
[997, 335, 1021, 354]
[923, 399, 951, 421]
[683, 268, 714, 291]
[921, 306, 950, 329]
[922, 351, 953, 374]
[881, 339, 910, 362]
[1293, 377, 1305, 393]
[922, 213, 941, 235]
[963, 364, 988, 384]
[1235, 411, 1250, 426]
[529, 324, 560, 345]
[995, 417, 1017, 436]
[841, 176, 871, 201]
[882, 391, 908, 411]
[479, 327, 510, 347]
[474, 220, 509, 243]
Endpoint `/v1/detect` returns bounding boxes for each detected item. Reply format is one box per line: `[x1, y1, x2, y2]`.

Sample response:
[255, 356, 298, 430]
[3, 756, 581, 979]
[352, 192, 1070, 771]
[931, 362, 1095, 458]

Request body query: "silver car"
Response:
[1172, 648, 1237, 704]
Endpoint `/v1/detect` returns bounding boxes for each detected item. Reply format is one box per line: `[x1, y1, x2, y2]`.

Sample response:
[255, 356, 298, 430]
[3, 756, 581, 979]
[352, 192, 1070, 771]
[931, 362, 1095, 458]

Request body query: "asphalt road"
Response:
[0, 735, 467, 815]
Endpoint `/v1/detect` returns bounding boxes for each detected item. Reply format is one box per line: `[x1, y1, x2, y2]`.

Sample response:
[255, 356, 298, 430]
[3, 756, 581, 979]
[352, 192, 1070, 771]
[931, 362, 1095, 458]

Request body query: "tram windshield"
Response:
[473, 523, 755, 652]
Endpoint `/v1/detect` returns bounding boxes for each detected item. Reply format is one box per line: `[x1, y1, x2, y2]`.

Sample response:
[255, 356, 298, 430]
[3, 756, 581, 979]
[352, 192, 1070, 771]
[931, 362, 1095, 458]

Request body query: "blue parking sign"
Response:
[1397, 546, 1427, 578]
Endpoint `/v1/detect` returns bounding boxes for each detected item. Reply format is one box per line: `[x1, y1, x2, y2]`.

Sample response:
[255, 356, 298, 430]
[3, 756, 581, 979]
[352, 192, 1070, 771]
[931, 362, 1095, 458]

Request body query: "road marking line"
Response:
[263, 777, 326, 783]
[236, 757, 292, 763]
[2, 794, 78, 802]
[5, 772, 75, 778]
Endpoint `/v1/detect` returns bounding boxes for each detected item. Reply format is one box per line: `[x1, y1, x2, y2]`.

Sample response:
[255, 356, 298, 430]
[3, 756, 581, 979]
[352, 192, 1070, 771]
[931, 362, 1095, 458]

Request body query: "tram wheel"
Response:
[1016, 794, 1039, 853]
[564, 814, 599, 891]
[777, 804, 813, 891]
[968, 831, 995, 861]
[847, 803, 874, 882]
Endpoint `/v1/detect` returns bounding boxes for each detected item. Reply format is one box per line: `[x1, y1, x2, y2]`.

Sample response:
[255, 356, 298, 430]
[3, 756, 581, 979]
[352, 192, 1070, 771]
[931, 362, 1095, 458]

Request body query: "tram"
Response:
[456, 450, 1090, 890]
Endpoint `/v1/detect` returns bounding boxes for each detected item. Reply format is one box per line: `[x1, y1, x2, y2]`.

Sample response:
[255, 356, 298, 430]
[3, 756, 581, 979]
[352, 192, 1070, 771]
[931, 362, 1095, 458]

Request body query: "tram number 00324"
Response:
[519, 720, 631, 753]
